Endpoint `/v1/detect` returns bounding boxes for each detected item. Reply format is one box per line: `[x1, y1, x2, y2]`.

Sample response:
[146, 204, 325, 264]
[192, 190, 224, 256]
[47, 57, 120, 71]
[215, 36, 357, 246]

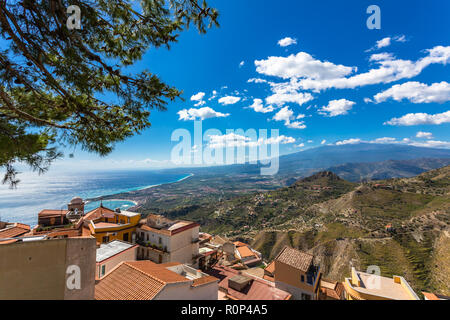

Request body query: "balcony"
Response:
[136, 238, 168, 253]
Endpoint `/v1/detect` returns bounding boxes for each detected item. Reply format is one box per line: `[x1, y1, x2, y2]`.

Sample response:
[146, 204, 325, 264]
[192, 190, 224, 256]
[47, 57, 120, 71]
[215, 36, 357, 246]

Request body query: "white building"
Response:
[136, 215, 200, 267]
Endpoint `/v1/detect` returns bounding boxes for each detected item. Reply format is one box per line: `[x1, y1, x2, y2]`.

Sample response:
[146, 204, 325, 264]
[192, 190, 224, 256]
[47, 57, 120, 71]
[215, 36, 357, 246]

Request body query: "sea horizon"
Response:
[0, 170, 193, 227]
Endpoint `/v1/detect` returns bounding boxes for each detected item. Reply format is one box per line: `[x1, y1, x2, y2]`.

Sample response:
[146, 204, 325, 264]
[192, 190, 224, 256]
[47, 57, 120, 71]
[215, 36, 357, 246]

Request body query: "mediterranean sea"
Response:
[0, 170, 192, 227]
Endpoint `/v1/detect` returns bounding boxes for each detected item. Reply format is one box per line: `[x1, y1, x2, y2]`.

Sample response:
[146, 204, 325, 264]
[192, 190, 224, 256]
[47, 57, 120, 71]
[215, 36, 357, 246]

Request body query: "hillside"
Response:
[163, 166, 450, 295]
[327, 158, 450, 182]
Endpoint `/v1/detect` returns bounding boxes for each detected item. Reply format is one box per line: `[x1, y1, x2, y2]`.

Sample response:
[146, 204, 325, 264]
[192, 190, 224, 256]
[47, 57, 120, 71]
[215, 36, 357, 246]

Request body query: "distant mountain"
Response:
[278, 143, 450, 174]
[327, 158, 450, 182]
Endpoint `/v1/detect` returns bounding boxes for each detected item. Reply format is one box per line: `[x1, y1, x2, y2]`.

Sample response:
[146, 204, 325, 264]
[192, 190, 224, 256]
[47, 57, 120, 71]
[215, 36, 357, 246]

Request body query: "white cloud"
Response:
[336, 138, 361, 145]
[247, 78, 268, 84]
[384, 110, 450, 126]
[255, 51, 356, 80]
[178, 107, 230, 121]
[208, 133, 295, 149]
[263, 46, 450, 92]
[248, 99, 274, 113]
[266, 80, 314, 106]
[319, 99, 355, 117]
[191, 92, 205, 101]
[376, 37, 392, 49]
[239, 61, 245, 67]
[208, 90, 218, 101]
[321, 139, 327, 145]
[218, 96, 241, 105]
[278, 37, 297, 47]
[296, 143, 305, 148]
[367, 35, 407, 52]
[374, 81, 450, 104]
[416, 131, 433, 139]
[372, 137, 397, 143]
[272, 106, 306, 129]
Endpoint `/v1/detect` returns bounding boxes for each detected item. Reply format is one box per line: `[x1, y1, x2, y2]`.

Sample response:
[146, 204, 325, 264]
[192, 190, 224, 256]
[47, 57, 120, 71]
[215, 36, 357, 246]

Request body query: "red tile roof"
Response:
[275, 246, 313, 272]
[319, 278, 345, 300]
[237, 246, 256, 259]
[233, 241, 248, 247]
[0, 223, 31, 239]
[84, 206, 116, 221]
[95, 261, 216, 300]
[38, 210, 69, 218]
[207, 266, 291, 300]
[264, 261, 275, 275]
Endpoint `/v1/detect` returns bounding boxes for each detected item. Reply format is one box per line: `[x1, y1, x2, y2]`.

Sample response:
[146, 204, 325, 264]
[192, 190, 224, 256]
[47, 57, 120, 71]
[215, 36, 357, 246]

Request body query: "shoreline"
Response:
[86, 173, 195, 204]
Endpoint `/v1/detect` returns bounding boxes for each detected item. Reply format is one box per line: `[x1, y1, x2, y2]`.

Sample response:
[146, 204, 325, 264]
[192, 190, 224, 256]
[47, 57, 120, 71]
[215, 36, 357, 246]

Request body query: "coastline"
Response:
[86, 173, 195, 206]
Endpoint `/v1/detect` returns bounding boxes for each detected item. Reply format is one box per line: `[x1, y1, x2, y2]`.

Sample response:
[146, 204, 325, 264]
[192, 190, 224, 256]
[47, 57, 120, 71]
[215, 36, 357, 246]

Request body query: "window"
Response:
[146, 234, 149, 241]
[158, 237, 162, 244]
[102, 236, 109, 243]
[101, 265, 106, 276]
[301, 275, 305, 282]
[123, 233, 129, 242]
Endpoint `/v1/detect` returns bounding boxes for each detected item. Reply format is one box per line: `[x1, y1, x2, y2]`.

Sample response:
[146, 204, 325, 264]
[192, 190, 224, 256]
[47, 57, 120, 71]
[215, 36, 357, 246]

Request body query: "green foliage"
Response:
[0, 0, 218, 186]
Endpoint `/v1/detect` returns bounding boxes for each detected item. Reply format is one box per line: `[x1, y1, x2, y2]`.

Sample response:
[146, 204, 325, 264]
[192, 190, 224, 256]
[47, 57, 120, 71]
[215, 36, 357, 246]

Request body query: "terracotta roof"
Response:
[207, 266, 291, 300]
[95, 261, 198, 300]
[0, 223, 31, 239]
[263, 275, 275, 282]
[0, 239, 19, 245]
[84, 206, 116, 221]
[319, 278, 345, 300]
[95, 262, 166, 300]
[275, 246, 313, 272]
[38, 210, 69, 218]
[264, 261, 275, 275]
[233, 241, 248, 247]
[422, 292, 440, 300]
[237, 246, 256, 259]
[192, 275, 219, 287]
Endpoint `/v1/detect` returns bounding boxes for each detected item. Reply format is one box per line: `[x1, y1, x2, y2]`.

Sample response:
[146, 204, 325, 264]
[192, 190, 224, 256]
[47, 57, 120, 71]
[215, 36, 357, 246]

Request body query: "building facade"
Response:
[136, 215, 200, 267]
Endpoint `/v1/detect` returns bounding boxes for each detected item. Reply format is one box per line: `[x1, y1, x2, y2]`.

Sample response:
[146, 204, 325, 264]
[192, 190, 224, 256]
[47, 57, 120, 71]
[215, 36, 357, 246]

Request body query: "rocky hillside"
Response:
[164, 166, 450, 295]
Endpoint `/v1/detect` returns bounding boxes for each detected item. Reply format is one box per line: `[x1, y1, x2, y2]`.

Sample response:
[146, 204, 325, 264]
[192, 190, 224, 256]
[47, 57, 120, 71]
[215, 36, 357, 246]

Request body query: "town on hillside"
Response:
[0, 196, 447, 301]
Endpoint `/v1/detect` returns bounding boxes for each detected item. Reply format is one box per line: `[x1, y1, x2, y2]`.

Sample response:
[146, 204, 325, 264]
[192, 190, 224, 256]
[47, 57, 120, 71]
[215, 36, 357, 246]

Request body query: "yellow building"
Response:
[271, 246, 321, 300]
[83, 206, 141, 244]
[343, 267, 420, 300]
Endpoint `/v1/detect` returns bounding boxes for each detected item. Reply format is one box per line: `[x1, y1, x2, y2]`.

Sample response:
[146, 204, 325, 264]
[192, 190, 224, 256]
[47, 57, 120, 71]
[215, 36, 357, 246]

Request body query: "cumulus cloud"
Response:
[208, 133, 295, 149]
[218, 96, 242, 105]
[366, 35, 407, 52]
[416, 131, 433, 139]
[319, 99, 356, 117]
[272, 106, 306, 129]
[258, 46, 450, 93]
[239, 61, 245, 67]
[178, 107, 230, 121]
[247, 99, 274, 113]
[336, 138, 362, 145]
[376, 37, 392, 49]
[384, 110, 450, 126]
[248, 78, 268, 84]
[255, 52, 356, 80]
[321, 139, 327, 145]
[190, 92, 206, 106]
[191, 92, 205, 101]
[374, 81, 450, 104]
[372, 137, 397, 143]
[278, 37, 297, 47]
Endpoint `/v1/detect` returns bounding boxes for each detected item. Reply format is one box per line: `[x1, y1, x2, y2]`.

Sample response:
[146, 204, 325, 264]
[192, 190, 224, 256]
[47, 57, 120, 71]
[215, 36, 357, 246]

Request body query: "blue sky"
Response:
[54, 0, 450, 171]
